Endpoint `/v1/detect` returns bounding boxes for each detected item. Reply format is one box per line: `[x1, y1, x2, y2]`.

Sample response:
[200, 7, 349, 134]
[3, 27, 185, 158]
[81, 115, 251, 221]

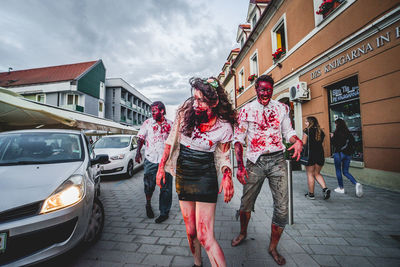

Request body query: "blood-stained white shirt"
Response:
[234, 99, 296, 163]
[138, 118, 173, 163]
[180, 118, 233, 152]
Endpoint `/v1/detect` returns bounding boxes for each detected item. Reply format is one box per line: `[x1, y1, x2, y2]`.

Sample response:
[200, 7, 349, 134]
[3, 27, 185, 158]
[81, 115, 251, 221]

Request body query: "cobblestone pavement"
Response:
[38, 167, 400, 267]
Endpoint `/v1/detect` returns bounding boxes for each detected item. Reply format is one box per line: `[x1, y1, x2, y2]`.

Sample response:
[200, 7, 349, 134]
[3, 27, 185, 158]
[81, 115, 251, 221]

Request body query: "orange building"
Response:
[221, 0, 400, 190]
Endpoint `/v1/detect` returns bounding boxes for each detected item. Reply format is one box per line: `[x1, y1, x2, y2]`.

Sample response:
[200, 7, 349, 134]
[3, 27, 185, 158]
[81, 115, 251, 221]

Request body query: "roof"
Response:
[0, 60, 99, 87]
[239, 24, 251, 29]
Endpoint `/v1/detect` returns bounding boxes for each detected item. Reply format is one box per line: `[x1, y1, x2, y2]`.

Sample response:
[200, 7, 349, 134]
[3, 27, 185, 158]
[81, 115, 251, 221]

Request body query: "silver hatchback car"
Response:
[0, 129, 109, 266]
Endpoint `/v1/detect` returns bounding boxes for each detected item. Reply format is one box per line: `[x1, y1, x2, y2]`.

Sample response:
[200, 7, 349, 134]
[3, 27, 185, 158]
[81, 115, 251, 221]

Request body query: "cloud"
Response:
[0, 0, 248, 107]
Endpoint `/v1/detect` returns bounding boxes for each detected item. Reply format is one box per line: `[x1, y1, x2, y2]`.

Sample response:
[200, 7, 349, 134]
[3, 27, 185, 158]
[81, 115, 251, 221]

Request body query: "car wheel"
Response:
[126, 160, 134, 178]
[83, 197, 104, 244]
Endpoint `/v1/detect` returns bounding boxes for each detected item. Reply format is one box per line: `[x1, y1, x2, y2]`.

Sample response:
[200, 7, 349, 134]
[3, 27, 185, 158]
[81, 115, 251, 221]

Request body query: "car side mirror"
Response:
[91, 154, 109, 166]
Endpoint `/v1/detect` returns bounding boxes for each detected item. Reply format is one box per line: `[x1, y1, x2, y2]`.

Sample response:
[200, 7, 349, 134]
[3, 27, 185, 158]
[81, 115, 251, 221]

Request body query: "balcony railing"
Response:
[63, 104, 84, 112]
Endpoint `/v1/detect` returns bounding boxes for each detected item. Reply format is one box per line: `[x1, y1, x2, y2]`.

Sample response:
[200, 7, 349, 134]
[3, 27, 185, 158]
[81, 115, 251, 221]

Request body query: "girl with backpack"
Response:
[330, 118, 363, 197]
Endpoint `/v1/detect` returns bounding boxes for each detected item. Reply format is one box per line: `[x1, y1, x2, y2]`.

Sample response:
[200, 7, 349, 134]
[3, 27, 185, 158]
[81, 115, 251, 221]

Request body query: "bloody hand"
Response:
[219, 168, 234, 203]
[236, 163, 248, 185]
[156, 165, 165, 188]
[135, 152, 142, 164]
[288, 138, 303, 161]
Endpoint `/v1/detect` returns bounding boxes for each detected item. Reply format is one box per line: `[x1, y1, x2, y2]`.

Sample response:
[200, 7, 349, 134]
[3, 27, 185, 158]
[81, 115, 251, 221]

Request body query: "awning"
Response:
[0, 88, 137, 134]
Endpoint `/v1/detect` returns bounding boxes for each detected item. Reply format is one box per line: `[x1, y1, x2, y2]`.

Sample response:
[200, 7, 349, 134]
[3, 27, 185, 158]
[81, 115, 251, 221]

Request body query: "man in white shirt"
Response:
[135, 101, 173, 223]
[231, 75, 303, 265]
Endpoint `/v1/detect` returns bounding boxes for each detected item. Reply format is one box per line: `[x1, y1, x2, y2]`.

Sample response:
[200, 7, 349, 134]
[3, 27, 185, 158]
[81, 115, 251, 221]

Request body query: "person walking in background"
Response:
[231, 74, 303, 265]
[135, 101, 173, 223]
[156, 77, 235, 267]
[302, 116, 330, 200]
[330, 118, 363, 197]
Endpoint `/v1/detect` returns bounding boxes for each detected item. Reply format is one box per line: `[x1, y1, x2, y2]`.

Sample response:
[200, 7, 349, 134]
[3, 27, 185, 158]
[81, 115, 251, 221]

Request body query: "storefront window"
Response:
[327, 76, 363, 161]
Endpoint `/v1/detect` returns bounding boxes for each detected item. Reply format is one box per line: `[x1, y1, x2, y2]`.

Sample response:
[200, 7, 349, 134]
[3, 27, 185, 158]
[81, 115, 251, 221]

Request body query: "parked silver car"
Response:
[0, 129, 108, 266]
[93, 134, 144, 178]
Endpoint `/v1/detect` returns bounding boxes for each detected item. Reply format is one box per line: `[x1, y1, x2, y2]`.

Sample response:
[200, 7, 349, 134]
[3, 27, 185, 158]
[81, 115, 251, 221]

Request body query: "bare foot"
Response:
[231, 233, 246, 247]
[268, 248, 286, 265]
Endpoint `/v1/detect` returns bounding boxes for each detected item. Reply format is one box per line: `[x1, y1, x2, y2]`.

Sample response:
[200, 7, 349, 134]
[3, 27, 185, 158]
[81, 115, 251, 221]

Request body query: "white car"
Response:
[0, 129, 108, 266]
[93, 135, 144, 178]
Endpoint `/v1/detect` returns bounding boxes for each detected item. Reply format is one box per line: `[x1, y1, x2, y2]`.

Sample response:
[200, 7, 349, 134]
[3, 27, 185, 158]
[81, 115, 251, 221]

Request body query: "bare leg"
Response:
[268, 223, 286, 265]
[231, 211, 251, 246]
[314, 164, 327, 189]
[196, 202, 226, 267]
[180, 201, 201, 266]
[305, 165, 315, 193]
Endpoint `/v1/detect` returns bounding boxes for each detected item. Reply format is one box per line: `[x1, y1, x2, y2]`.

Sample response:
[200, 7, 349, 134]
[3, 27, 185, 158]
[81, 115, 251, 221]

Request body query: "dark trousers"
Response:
[144, 159, 172, 216]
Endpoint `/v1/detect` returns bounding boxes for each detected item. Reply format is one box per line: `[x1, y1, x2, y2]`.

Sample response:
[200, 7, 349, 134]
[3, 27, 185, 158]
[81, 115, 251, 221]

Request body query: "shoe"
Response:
[356, 183, 363, 197]
[146, 205, 154, 218]
[334, 187, 345, 194]
[155, 214, 169, 223]
[323, 188, 331, 200]
[305, 193, 315, 200]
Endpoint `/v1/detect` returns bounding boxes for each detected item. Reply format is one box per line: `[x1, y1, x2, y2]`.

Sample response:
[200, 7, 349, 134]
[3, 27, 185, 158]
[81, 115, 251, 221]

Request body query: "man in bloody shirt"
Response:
[231, 74, 303, 265]
[135, 101, 173, 223]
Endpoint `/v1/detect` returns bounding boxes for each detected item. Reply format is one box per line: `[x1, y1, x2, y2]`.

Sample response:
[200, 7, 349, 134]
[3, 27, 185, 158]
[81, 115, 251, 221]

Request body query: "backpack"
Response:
[341, 133, 355, 155]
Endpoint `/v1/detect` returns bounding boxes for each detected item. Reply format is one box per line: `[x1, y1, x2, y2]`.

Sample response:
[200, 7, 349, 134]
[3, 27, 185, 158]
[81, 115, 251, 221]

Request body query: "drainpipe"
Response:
[231, 67, 237, 109]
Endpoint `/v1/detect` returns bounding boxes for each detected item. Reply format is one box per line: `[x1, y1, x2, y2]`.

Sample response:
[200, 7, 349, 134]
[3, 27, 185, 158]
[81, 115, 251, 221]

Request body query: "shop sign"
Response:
[311, 25, 400, 80]
[330, 85, 359, 104]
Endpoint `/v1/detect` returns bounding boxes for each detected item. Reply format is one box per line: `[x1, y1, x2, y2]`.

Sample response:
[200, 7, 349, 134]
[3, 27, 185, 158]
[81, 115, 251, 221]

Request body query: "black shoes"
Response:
[323, 188, 331, 200]
[155, 214, 169, 223]
[146, 205, 154, 218]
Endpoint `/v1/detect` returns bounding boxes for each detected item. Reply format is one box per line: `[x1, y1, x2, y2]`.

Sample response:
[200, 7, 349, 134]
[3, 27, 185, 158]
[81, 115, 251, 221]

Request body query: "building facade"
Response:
[0, 60, 106, 118]
[227, 0, 400, 190]
[105, 78, 152, 128]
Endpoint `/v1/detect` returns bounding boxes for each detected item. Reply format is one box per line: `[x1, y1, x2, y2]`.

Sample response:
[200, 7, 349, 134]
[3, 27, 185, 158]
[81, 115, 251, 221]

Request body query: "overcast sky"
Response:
[0, 0, 249, 119]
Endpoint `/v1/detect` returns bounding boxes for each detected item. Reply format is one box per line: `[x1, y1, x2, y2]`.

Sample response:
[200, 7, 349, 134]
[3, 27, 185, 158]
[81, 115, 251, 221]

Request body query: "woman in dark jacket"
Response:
[302, 116, 330, 200]
[330, 118, 363, 197]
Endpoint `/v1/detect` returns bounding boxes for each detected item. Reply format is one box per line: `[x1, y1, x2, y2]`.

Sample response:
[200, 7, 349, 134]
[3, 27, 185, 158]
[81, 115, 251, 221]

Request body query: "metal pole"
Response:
[286, 159, 294, 225]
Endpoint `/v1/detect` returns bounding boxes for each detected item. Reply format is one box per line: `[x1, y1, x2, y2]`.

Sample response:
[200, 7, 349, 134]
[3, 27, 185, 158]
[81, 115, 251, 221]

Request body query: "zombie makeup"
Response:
[256, 81, 274, 106]
[152, 105, 164, 122]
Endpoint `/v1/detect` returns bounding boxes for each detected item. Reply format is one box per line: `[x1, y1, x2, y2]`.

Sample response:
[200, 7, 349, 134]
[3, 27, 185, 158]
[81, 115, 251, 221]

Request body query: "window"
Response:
[271, 15, 287, 56]
[327, 75, 363, 161]
[239, 68, 244, 87]
[67, 94, 79, 105]
[36, 94, 45, 103]
[314, 0, 345, 25]
[240, 37, 245, 48]
[99, 101, 103, 112]
[250, 52, 259, 77]
[112, 89, 115, 98]
[251, 14, 257, 29]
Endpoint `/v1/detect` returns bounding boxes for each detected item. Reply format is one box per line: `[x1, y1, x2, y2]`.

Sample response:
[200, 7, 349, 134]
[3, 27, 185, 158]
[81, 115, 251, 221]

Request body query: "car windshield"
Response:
[94, 136, 131, 149]
[0, 132, 84, 165]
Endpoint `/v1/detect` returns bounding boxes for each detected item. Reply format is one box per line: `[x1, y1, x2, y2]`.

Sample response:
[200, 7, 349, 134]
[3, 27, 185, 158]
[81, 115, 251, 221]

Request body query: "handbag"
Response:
[299, 128, 310, 165]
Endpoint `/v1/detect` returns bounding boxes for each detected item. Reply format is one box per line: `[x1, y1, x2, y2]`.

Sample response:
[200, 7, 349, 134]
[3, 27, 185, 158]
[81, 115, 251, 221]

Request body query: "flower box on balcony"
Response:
[272, 48, 286, 63]
[248, 74, 257, 83]
[316, 0, 341, 18]
[237, 86, 245, 95]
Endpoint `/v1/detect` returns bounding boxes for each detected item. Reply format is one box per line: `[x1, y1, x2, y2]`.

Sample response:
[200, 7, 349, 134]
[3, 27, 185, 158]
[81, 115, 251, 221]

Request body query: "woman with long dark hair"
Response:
[331, 118, 363, 197]
[156, 77, 236, 267]
[302, 116, 330, 200]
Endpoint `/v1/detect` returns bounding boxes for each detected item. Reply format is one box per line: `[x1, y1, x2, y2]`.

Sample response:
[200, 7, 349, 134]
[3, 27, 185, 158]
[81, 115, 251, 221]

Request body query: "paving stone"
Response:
[339, 245, 376, 256]
[113, 242, 140, 252]
[157, 237, 182, 246]
[141, 254, 173, 266]
[163, 245, 191, 256]
[137, 244, 165, 254]
[367, 256, 400, 266]
[170, 255, 195, 266]
[318, 237, 349, 245]
[334, 255, 375, 267]
[311, 254, 340, 266]
[309, 244, 345, 255]
[293, 236, 321, 245]
[133, 235, 159, 244]
[370, 247, 400, 258]
[291, 253, 320, 267]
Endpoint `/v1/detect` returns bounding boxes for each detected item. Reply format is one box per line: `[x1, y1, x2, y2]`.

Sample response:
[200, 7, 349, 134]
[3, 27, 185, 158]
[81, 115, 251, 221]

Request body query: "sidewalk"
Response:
[53, 168, 400, 267]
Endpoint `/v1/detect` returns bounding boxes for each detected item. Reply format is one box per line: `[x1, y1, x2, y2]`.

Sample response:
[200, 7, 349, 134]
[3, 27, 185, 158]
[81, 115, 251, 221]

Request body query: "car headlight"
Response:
[40, 175, 85, 214]
[110, 154, 125, 160]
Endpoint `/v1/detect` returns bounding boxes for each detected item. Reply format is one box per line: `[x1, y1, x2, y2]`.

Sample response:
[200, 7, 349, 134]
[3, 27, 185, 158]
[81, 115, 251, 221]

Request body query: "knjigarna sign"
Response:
[311, 25, 400, 80]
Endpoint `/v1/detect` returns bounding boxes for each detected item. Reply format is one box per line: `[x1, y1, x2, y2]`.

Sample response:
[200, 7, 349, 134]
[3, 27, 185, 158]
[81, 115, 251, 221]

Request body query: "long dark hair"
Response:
[306, 116, 323, 141]
[178, 77, 236, 136]
[334, 118, 350, 137]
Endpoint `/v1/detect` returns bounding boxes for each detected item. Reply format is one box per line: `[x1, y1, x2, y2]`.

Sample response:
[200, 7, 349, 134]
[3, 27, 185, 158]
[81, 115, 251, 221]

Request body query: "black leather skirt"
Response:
[176, 144, 218, 203]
